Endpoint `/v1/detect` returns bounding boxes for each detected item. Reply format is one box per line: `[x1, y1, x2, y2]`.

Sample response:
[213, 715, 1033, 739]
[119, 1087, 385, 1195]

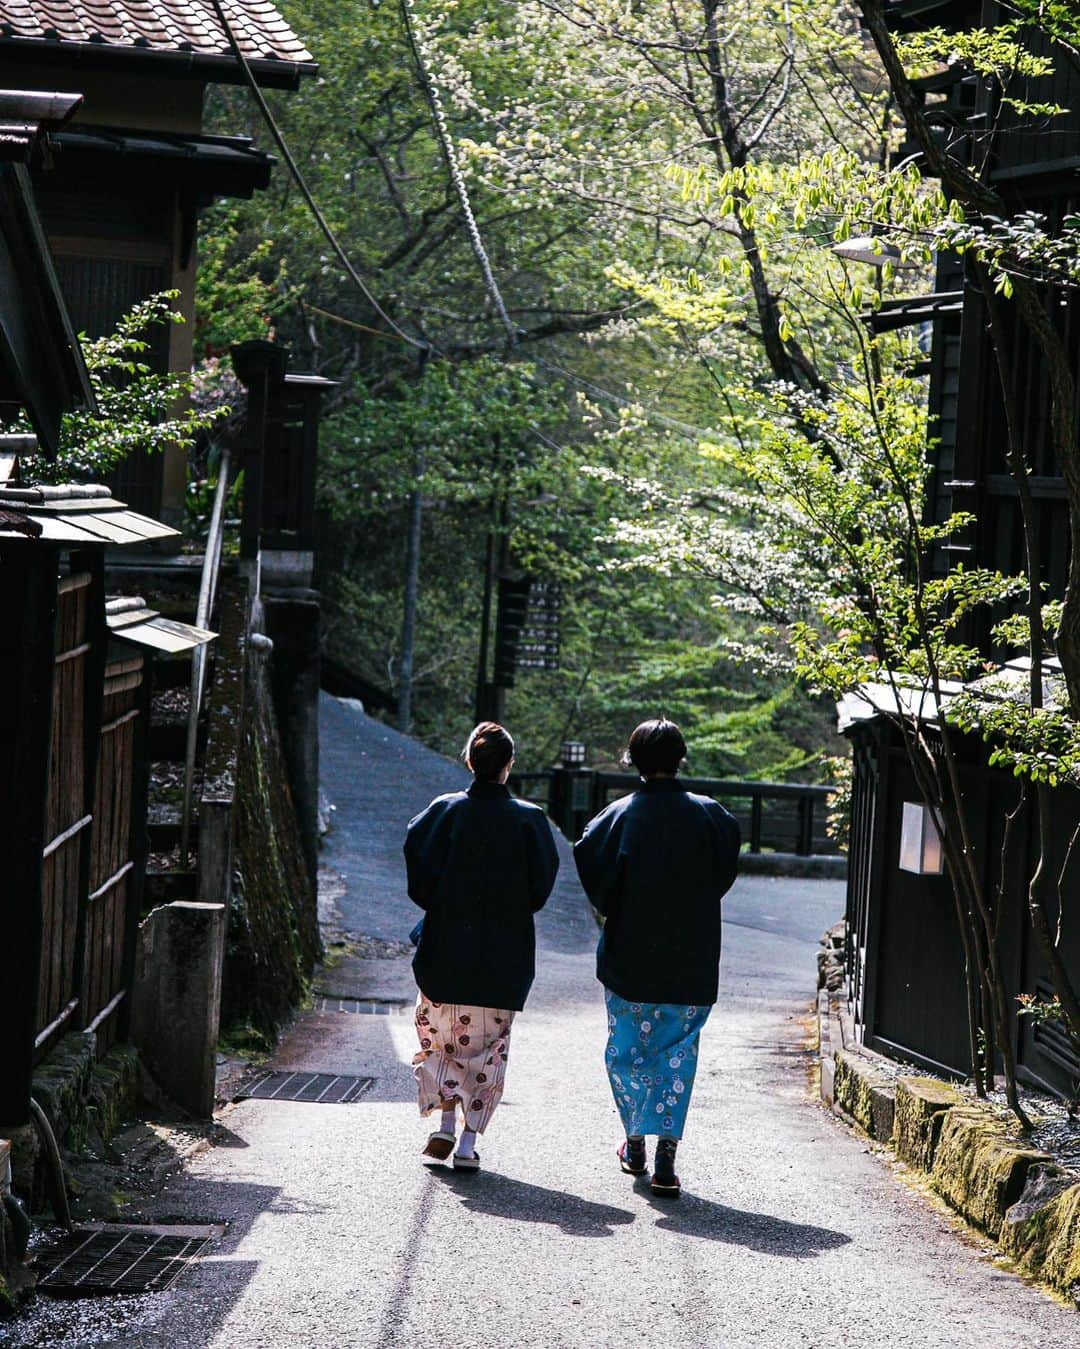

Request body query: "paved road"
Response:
[10, 698, 1077, 1348]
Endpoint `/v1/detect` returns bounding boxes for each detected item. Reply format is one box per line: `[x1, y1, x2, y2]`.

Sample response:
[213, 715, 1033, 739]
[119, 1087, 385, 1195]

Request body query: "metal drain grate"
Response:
[235, 1070, 375, 1103]
[37, 1225, 216, 1296]
[314, 997, 411, 1016]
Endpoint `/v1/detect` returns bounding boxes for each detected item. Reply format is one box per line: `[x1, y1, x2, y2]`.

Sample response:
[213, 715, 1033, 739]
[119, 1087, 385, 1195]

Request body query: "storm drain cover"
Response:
[315, 996, 410, 1016]
[235, 1070, 375, 1103]
[37, 1224, 218, 1296]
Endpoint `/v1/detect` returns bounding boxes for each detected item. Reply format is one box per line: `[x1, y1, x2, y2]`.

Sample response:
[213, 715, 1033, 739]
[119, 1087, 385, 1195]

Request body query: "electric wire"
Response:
[399, 0, 519, 350]
[213, 0, 701, 449]
[208, 0, 427, 352]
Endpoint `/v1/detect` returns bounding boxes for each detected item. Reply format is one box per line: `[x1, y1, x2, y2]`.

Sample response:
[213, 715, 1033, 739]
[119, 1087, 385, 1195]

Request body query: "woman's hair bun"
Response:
[464, 721, 515, 781]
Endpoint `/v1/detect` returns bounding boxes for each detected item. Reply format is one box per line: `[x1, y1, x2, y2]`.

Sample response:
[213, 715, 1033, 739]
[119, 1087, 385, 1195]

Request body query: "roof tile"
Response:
[0, 0, 312, 63]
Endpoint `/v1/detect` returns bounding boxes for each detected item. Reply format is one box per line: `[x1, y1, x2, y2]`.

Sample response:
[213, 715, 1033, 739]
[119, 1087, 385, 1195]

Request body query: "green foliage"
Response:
[23, 293, 225, 485]
[193, 0, 880, 777]
[898, 20, 1064, 116]
[898, 25, 1054, 81]
[318, 357, 559, 519]
[993, 600, 1065, 653]
[194, 206, 287, 356]
[823, 754, 853, 850]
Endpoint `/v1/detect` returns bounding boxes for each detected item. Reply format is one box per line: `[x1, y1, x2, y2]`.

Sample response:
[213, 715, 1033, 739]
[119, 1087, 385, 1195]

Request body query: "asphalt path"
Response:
[10, 697, 1077, 1348]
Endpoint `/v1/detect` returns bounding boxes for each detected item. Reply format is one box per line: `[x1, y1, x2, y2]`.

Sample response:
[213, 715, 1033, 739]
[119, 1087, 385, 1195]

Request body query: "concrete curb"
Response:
[820, 986, 1080, 1305]
[740, 852, 847, 879]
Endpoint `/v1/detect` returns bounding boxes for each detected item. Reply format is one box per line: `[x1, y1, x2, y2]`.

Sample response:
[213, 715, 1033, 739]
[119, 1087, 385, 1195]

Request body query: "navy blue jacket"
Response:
[573, 778, 740, 1006]
[405, 781, 559, 1011]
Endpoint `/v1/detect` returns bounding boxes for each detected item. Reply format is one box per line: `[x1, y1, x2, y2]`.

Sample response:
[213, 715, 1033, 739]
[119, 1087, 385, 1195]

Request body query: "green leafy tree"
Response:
[196, 0, 871, 770]
[24, 293, 224, 485]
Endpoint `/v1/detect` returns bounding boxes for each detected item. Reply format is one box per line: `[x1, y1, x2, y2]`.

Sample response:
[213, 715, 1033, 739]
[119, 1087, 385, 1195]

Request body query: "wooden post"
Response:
[474, 501, 497, 725]
[231, 339, 287, 564]
[798, 793, 814, 856]
[240, 365, 267, 563]
[750, 793, 763, 854]
[0, 546, 58, 1125]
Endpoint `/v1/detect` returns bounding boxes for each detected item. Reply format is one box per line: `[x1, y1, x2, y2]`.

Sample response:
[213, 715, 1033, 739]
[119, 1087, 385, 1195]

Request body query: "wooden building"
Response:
[0, 485, 216, 1128]
[0, 0, 315, 523]
[841, 674, 1080, 1097]
[0, 89, 215, 1134]
[842, 2, 1080, 1096]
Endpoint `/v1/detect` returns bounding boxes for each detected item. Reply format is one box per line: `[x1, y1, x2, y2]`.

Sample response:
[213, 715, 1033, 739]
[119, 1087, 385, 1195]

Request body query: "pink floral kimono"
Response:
[413, 997, 515, 1133]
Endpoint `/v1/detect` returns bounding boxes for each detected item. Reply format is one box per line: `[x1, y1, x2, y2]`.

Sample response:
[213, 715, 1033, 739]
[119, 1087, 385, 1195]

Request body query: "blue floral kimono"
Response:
[604, 991, 711, 1140]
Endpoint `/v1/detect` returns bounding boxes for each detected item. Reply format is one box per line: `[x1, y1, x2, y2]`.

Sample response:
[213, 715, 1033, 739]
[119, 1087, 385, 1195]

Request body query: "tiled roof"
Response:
[0, 1, 313, 67]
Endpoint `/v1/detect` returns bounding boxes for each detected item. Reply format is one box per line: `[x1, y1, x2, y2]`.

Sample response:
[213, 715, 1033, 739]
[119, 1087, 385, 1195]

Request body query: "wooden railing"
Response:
[511, 766, 838, 856]
[507, 771, 552, 808]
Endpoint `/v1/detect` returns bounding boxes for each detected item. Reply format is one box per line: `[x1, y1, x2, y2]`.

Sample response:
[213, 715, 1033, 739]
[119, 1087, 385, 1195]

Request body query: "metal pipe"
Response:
[29, 1096, 72, 1233]
[181, 447, 231, 860]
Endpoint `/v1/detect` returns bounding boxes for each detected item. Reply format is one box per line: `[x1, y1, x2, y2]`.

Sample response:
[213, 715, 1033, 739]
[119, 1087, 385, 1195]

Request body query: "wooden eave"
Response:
[52, 124, 276, 199]
[0, 36, 316, 89]
[0, 485, 177, 544]
[882, 0, 982, 33]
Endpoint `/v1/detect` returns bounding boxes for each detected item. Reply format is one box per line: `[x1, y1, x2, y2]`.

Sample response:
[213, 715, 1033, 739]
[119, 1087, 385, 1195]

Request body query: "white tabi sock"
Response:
[440, 1106, 456, 1136]
[457, 1129, 477, 1158]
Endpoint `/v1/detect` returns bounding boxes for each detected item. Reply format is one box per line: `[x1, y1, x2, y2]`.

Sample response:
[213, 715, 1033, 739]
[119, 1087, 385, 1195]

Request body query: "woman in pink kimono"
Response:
[405, 723, 559, 1171]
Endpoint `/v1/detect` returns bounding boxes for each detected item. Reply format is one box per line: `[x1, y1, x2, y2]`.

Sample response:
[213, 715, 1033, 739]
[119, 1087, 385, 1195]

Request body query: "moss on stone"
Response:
[930, 1107, 1051, 1238]
[223, 616, 319, 1045]
[1000, 1165, 1080, 1302]
[894, 1077, 964, 1172]
[32, 1032, 96, 1152]
[84, 1047, 138, 1148]
[833, 1050, 896, 1141]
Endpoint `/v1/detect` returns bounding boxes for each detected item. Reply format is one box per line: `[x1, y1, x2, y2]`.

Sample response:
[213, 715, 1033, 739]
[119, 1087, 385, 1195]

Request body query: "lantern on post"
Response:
[560, 739, 586, 767]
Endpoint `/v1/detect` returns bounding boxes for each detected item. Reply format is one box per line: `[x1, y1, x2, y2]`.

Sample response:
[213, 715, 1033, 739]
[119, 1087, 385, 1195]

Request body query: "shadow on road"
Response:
[430, 1168, 635, 1237]
[640, 1184, 851, 1257]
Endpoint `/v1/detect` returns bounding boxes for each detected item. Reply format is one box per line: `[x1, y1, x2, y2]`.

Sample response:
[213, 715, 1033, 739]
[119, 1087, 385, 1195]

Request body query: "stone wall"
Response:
[221, 612, 321, 1047]
[829, 1038, 1080, 1304]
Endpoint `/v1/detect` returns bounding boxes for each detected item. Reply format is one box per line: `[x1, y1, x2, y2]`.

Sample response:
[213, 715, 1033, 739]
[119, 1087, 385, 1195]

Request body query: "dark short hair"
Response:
[622, 718, 686, 776]
[464, 722, 515, 782]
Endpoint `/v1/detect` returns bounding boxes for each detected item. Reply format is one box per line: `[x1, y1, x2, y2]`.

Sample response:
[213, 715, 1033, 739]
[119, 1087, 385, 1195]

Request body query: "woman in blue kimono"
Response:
[574, 718, 740, 1197]
[405, 722, 559, 1171]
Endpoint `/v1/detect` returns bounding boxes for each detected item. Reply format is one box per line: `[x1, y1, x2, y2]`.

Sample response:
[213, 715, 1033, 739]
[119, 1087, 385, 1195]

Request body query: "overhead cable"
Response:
[399, 0, 518, 350]
[208, 0, 427, 352]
